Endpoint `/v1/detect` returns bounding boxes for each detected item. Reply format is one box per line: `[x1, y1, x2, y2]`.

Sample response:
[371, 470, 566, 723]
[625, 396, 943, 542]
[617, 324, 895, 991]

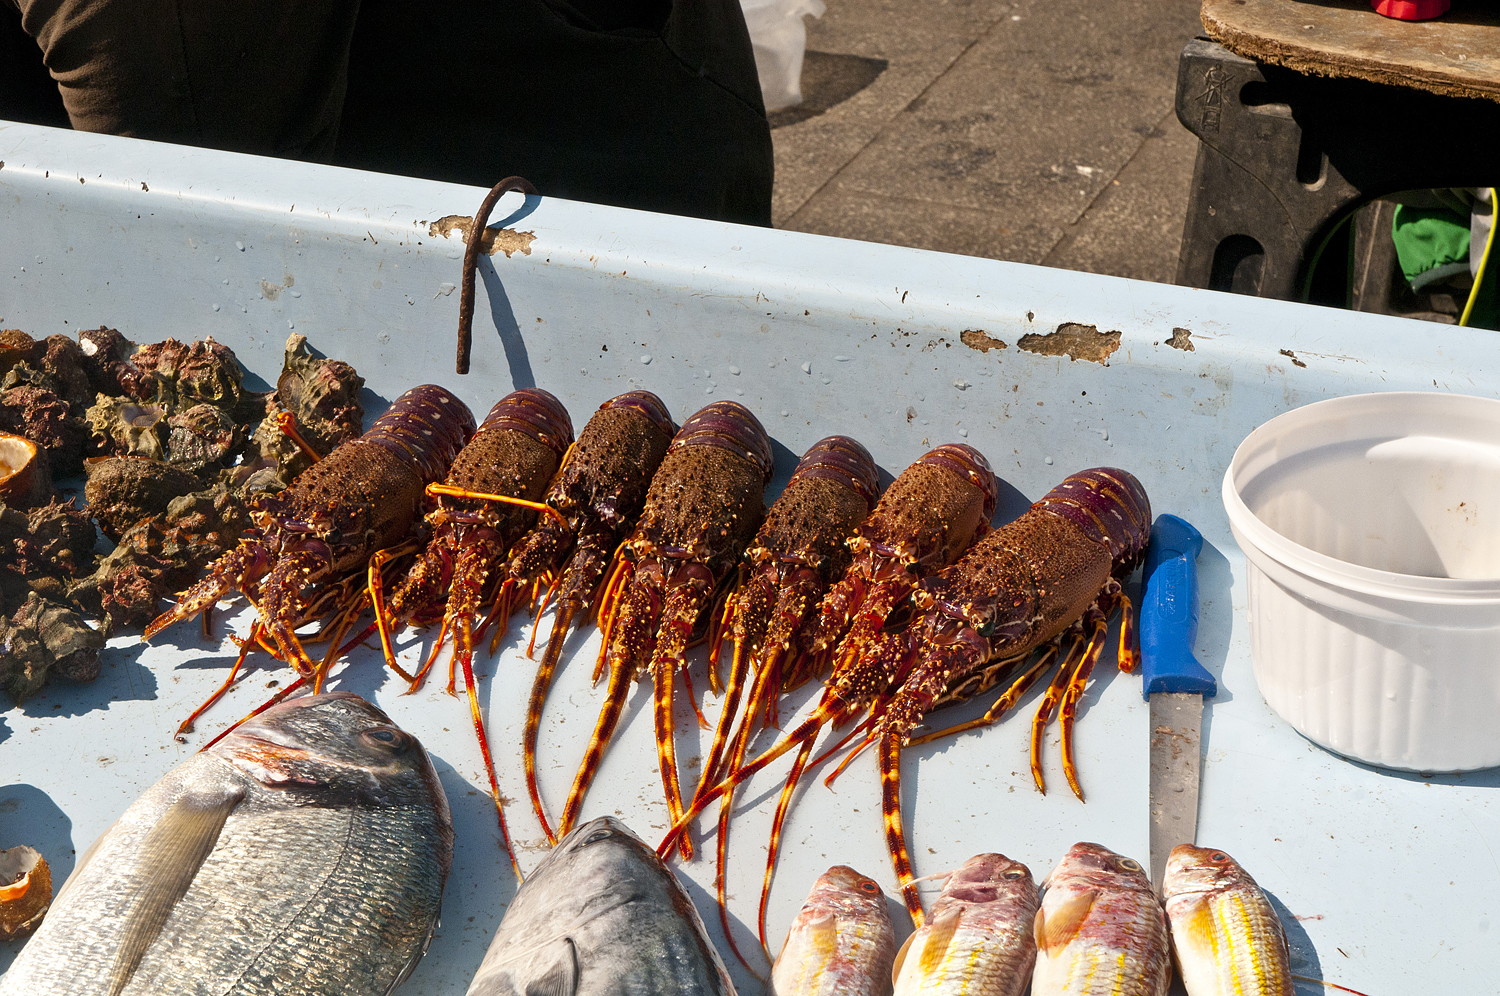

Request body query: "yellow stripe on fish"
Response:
[1163, 845, 1294, 996]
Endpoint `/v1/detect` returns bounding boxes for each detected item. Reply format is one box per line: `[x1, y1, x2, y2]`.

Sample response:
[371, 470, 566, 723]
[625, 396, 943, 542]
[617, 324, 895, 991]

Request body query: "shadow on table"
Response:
[13, 638, 158, 721]
[0, 783, 75, 974]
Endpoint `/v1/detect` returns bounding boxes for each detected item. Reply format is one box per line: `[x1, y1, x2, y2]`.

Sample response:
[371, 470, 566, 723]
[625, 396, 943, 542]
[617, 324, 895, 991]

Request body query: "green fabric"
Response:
[1391, 205, 1470, 284]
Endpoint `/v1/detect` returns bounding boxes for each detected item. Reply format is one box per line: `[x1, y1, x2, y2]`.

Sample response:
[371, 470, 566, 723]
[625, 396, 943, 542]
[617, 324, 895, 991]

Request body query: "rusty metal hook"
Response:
[456, 176, 539, 374]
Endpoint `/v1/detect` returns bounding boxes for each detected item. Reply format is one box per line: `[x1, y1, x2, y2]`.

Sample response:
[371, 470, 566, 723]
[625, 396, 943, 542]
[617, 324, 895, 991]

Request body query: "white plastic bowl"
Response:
[1222, 392, 1500, 772]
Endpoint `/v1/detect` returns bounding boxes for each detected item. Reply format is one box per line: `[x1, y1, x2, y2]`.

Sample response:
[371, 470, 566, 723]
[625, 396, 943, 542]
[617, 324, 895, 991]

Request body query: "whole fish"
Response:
[1162, 845, 1294, 996]
[891, 853, 1037, 996]
[466, 816, 735, 996]
[0, 692, 452, 996]
[1031, 842, 1170, 996]
[771, 865, 897, 996]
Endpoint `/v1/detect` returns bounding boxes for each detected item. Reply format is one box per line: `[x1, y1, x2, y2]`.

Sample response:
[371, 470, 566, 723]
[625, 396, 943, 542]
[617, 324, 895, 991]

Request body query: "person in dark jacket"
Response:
[0, 0, 772, 226]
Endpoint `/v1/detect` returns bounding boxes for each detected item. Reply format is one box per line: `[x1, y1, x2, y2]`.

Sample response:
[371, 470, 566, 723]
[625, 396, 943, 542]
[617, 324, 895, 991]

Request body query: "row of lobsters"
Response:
[143, 383, 1152, 941]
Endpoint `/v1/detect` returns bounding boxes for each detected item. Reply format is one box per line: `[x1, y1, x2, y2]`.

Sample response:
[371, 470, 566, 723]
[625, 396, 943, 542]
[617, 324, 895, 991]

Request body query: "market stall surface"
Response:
[1, 121, 1495, 994]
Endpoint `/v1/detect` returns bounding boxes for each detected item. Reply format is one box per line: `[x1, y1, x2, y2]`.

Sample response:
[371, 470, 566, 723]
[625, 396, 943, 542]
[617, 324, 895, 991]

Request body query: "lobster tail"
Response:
[599, 389, 676, 438]
[1037, 467, 1151, 576]
[920, 443, 999, 520]
[478, 387, 574, 458]
[669, 400, 774, 482]
[364, 384, 477, 483]
[787, 435, 880, 507]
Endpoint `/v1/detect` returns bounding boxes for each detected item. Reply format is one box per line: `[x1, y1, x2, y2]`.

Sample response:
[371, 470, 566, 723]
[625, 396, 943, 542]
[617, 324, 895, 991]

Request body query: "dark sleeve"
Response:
[333, 0, 773, 226]
[9, 0, 359, 160]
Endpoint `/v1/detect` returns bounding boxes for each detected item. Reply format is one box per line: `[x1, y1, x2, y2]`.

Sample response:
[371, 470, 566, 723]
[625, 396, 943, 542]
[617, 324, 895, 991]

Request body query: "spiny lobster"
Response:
[506, 390, 677, 844]
[696, 435, 879, 965]
[365, 387, 573, 871]
[867, 467, 1150, 921]
[556, 400, 774, 853]
[143, 385, 476, 727]
[658, 443, 997, 940]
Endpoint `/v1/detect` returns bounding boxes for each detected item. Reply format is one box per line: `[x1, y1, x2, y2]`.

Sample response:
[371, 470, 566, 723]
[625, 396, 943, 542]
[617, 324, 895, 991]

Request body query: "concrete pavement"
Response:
[770, 0, 1204, 285]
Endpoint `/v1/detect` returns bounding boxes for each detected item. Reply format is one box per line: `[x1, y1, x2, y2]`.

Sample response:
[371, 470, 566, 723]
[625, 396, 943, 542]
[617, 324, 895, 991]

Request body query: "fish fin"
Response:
[891, 929, 917, 987]
[917, 905, 963, 976]
[524, 938, 578, 996]
[107, 786, 244, 996]
[804, 912, 838, 961]
[1037, 890, 1096, 954]
[383, 917, 440, 996]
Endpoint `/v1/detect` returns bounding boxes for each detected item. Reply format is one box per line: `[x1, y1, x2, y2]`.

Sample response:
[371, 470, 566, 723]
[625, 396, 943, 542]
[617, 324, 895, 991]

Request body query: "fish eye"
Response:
[1118, 858, 1141, 872]
[1210, 852, 1228, 862]
[583, 827, 614, 845]
[361, 728, 409, 752]
[1002, 868, 1025, 880]
[858, 881, 880, 894]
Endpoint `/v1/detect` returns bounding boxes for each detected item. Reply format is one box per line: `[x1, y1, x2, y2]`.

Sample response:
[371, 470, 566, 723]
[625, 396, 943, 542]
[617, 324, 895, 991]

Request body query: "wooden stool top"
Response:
[1202, 0, 1500, 102]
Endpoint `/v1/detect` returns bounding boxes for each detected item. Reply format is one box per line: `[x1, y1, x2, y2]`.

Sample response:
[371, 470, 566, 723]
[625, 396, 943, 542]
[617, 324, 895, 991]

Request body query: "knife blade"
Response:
[1140, 513, 1217, 895]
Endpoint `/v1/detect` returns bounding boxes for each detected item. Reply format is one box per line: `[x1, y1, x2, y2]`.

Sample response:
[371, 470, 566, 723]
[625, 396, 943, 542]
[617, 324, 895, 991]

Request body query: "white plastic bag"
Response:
[740, 0, 825, 113]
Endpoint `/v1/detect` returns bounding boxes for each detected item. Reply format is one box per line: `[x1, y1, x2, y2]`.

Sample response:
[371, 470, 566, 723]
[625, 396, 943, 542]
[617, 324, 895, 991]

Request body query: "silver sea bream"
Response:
[891, 853, 1037, 996]
[465, 816, 735, 996]
[770, 865, 897, 996]
[0, 692, 452, 996]
[1031, 842, 1170, 996]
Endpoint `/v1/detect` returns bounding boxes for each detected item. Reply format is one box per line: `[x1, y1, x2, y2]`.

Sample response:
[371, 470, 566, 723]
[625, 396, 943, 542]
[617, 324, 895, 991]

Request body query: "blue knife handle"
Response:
[1140, 514, 1217, 699]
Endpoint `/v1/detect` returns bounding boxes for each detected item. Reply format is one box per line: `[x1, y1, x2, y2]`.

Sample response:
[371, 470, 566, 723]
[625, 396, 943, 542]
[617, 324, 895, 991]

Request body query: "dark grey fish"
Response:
[466, 816, 736, 996]
[0, 692, 452, 996]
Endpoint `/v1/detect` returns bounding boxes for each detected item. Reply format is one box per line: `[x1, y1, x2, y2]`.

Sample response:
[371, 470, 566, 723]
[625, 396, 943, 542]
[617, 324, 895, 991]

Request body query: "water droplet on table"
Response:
[728, 365, 740, 375]
[801, 361, 812, 374]
[235, 241, 245, 251]
[640, 354, 653, 364]
[1044, 456, 1054, 465]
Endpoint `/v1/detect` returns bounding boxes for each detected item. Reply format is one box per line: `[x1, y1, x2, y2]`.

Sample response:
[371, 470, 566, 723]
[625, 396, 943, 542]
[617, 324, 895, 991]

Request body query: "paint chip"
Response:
[1016, 323, 1121, 365]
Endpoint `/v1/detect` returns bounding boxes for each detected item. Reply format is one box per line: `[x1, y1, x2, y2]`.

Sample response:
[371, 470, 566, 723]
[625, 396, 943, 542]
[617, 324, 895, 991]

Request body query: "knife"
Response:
[1140, 513, 1217, 895]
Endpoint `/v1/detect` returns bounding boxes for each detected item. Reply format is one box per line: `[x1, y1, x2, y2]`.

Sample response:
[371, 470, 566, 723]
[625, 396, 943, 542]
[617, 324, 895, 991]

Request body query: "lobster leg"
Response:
[143, 542, 266, 641]
[648, 571, 714, 860]
[904, 646, 1058, 748]
[455, 615, 522, 880]
[1059, 614, 1110, 802]
[176, 618, 265, 736]
[758, 733, 816, 950]
[1029, 627, 1090, 795]
[1113, 583, 1139, 673]
[557, 650, 635, 840]
[880, 729, 925, 925]
[524, 603, 576, 845]
[367, 539, 424, 684]
[657, 706, 830, 859]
